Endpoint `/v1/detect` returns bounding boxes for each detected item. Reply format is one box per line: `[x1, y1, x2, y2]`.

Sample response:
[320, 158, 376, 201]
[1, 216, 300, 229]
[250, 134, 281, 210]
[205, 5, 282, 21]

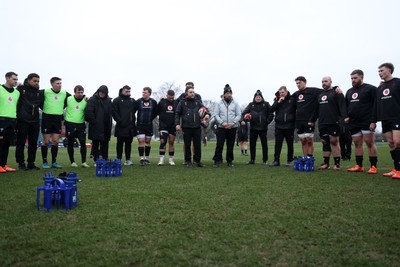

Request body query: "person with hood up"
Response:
[212, 84, 241, 167]
[241, 90, 274, 166]
[85, 85, 113, 163]
[112, 85, 136, 166]
[15, 73, 43, 170]
[270, 86, 296, 167]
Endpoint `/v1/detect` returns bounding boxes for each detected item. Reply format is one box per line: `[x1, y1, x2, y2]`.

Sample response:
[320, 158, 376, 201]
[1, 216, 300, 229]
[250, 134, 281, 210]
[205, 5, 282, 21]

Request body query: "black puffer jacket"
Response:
[85, 86, 113, 141]
[270, 92, 296, 129]
[16, 79, 43, 123]
[242, 98, 274, 131]
[175, 97, 209, 128]
[112, 89, 136, 138]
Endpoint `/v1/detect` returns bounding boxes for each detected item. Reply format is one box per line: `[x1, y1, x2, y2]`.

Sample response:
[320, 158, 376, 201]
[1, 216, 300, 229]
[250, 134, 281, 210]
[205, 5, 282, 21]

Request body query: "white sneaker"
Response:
[158, 161, 164, 166]
[124, 160, 133, 166]
[169, 160, 175, 166]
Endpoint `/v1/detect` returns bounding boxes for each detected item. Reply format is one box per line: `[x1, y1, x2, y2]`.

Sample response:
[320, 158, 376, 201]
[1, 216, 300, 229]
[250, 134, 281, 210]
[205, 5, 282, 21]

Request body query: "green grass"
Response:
[1, 141, 400, 266]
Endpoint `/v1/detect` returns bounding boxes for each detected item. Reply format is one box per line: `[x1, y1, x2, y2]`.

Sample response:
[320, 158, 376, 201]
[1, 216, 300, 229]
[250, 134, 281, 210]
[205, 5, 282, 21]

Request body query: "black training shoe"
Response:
[227, 162, 234, 167]
[140, 160, 146, 166]
[18, 163, 27, 171]
[213, 161, 221, 168]
[184, 161, 192, 168]
[247, 160, 255, 165]
[27, 164, 40, 170]
[196, 162, 205, 168]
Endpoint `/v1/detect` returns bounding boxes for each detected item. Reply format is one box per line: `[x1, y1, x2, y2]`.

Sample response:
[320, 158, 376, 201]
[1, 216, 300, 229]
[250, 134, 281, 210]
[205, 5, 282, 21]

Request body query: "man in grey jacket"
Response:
[212, 84, 241, 167]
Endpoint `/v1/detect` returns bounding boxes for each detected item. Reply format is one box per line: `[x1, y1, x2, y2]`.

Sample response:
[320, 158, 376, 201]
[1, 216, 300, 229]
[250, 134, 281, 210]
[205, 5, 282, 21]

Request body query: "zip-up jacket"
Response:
[175, 97, 209, 128]
[270, 92, 296, 129]
[241, 100, 274, 131]
[112, 89, 136, 138]
[214, 97, 241, 128]
[16, 79, 44, 123]
[135, 97, 158, 126]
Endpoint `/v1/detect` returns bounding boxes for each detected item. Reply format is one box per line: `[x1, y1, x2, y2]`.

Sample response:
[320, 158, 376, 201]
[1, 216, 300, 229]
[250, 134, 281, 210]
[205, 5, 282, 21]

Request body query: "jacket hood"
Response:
[97, 85, 109, 95]
[22, 78, 39, 90]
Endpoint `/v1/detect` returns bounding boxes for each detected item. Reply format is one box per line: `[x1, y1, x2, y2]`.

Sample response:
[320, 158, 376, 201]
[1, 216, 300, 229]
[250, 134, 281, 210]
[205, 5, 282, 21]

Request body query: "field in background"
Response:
[1, 141, 400, 266]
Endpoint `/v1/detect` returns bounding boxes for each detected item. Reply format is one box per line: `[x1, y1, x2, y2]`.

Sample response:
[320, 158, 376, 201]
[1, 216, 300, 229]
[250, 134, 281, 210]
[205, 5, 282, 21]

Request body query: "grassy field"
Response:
[1, 140, 400, 266]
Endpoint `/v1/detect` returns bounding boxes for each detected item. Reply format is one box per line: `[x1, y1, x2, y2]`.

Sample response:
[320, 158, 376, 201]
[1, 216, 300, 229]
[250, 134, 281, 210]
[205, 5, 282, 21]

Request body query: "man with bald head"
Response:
[309, 76, 346, 170]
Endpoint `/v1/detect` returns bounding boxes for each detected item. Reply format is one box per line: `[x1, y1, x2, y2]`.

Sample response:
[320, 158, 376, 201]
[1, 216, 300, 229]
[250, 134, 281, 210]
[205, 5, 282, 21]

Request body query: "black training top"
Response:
[292, 87, 322, 121]
[158, 98, 178, 129]
[374, 77, 400, 122]
[345, 83, 377, 128]
[310, 88, 347, 127]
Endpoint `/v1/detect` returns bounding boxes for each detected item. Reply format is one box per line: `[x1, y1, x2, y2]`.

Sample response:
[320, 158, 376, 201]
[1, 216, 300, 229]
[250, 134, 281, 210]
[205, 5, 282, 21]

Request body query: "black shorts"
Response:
[296, 120, 315, 134]
[65, 122, 86, 138]
[41, 119, 62, 134]
[237, 133, 248, 142]
[160, 127, 176, 136]
[382, 121, 400, 133]
[319, 125, 340, 137]
[137, 124, 153, 137]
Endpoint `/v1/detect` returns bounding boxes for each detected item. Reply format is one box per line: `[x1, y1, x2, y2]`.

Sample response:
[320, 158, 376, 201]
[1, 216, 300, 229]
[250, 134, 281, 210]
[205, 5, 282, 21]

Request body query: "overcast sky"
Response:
[2, 0, 399, 106]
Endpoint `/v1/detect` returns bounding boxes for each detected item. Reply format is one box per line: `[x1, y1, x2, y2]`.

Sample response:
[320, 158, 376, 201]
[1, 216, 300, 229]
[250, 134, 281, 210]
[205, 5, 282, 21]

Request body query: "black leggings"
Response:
[249, 129, 268, 162]
[116, 136, 133, 160]
[92, 140, 109, 161]
[67, 131, 87, 163]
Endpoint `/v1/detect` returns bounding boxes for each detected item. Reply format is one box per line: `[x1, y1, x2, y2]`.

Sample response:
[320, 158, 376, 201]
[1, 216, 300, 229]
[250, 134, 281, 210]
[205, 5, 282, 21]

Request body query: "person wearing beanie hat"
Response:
[85, 85, 113, 163]
[241, 89, 274, 166]
[212, 84, 241, 167]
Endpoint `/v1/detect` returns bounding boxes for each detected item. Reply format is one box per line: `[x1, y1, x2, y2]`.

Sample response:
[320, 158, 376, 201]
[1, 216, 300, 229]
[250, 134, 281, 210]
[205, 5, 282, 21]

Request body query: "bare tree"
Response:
[152, 82, 183, 102]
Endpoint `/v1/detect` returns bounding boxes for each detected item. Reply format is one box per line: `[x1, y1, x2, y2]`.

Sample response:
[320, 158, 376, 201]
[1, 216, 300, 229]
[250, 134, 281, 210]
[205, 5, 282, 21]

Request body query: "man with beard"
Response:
[157, 89, 178, 166]
[270, 86, 296, 167]
[345, 69, 378, 174]
[212, 84, 241, 167]
[241, 90, 274, 166]
[112, 85, 136, 166]
[175, 86, 209, 167]
[15, 73, 43, 170]
[0, 72, 20, 173]
[371, 63, 400, 179]
[309, 76, 346, 170]
[65, 85, 90, 168]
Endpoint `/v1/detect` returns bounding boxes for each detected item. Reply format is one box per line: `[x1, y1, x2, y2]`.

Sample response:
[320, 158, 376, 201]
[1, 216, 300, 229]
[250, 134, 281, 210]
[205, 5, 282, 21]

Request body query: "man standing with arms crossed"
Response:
[157, 89, 178, 166]
[345, 69, 378, 174]
[112, 85, 136, 166]
[15, 73, 43, 170]
[41, 77, 70, 169]
[371, 63, 400, 179]
[0, 72, 20, 173]
[65, 85, 90, 168]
